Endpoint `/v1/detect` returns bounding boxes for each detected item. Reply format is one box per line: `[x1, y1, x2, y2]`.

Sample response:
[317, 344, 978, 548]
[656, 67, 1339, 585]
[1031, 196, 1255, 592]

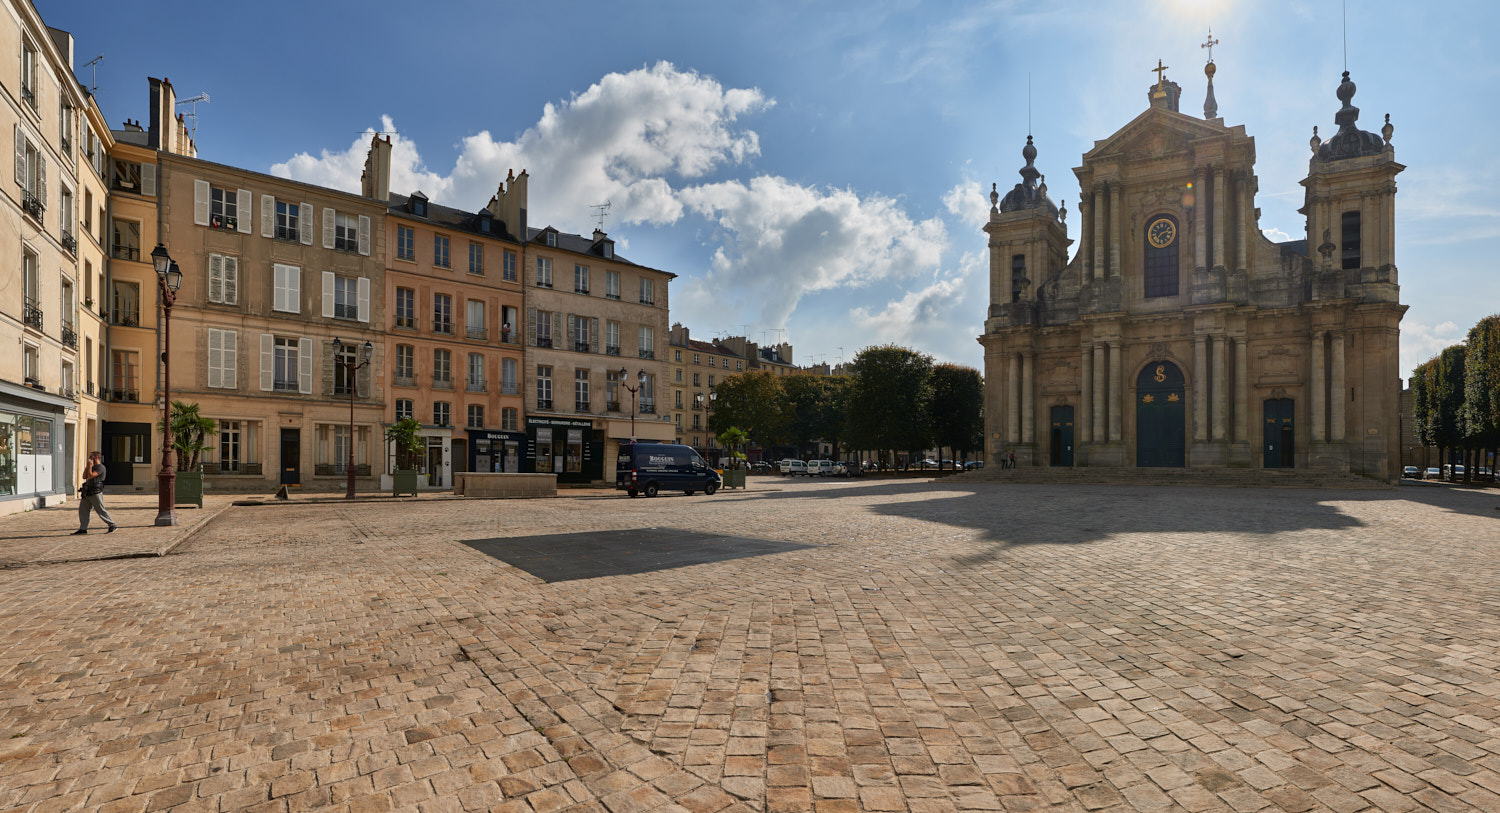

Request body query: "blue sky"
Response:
[49, 0, 1500, 377]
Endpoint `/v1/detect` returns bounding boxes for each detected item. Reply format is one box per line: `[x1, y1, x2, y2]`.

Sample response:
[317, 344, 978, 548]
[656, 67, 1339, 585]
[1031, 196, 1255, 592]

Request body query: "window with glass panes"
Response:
[575, 265, 589, 293]
[395, 287, 415, 328]
[333, 426, 352, 474]
[434, 234, 450, 268]
[334, 276, 358, 319]
[639, 326, 654, 358]
[396, 225, 415, 260]
[395, 345, 414, 383]
[433, 349, 452, 386]
[395, 399, 413, 420]
[502, 407, 518, 431]
[275, 201, 300, 241]
[606, 321, 619, 353]
[433, 294, 452, 333]
[467, 405, 485, 428]
[502, 358, 517, 394]
[210, 187, 237, 227]
[503, 250, 517, 281]
[334, 213, 358, 251]
[334, 342, 356, 395]
[469, 242, 483, 274]
[606, 271, 620, 299]
[219, 421, 241, 472]
[433, 402, 451, 426]
[536, 366, 552, 408]
[536, 257, 552, 287]
[575, 369, 590, 410]
[273, 337, 299, 391]
[639, 278, 654, 304]
[467, 353, 485, 390]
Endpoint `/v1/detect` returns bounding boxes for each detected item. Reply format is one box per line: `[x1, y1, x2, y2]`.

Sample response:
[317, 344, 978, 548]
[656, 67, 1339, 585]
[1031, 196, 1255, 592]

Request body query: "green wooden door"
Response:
[1136, 362, 1186, 467]
[1263, 398, 1295, 468]
[1049, 406, 1074, 467]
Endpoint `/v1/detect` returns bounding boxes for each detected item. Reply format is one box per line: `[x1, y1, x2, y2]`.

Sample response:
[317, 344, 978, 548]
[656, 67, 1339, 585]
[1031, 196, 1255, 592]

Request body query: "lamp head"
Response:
[360, 341, 373, 364]
[618, 366, 627, 381]
[165, 262, 183, 292]
[638, 370, 647, 385]
[150, 243, 171, 277]
[333, 337, 344, 353]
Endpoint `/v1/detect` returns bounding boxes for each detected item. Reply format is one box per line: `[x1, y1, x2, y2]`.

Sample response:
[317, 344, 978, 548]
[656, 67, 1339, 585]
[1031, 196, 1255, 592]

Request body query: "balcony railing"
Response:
[501, 382, 518, 395]
[60, 136, 71, 156]
[112, 311, 140, 327]
[536, 336, 553, 349]
[334, 304, 359, 320]
[394, 316, 416, 329]
[61, 323, 77, 348]
[499, 331, 518, 345]
[21, 190, 44, 220]
[394, 374, 415, 387]
[606, 293, 620, 301]
[575, 401, 591, 414]
[640, 403, 657, 415]
[432, 377, 453, 390]
[640, 296, 655, 305]
[111, 244, 140, 262]
[276, 227, 300, 242]
[575, 286, 590, 294]
[85, 382, 94, 396]
[605, 345, 621, 356]
[61, 231, 77, 254]
[209, 215, 237, 230]
[639, 349, 655, 360]
[110, 389, 140, 402]
[535, 280, 552, 289]
[466, 327, 488, 341]
[573, 341, 591, 353]
[606, 400, 622, 413]
[23, 300, 43, 330]
[433, 321, 453, 335]
[536, 398, 553, 410]
[466, 380, 486, 393]
[20, 84, 35, 110]
[24, 377, 43, 390]
[63, 384, 76, 400]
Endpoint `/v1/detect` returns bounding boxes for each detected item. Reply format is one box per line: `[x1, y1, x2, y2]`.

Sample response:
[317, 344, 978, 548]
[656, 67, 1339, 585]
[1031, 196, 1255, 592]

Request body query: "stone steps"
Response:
[950, 466, 1391, 489]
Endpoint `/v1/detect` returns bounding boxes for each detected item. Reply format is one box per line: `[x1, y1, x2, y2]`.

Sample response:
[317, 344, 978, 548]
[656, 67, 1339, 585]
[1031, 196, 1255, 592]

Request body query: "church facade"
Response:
[979, 60, 1404, 480]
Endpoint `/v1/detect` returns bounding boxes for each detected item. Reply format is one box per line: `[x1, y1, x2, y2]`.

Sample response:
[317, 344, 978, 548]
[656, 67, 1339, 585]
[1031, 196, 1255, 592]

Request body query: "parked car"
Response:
[1424, 467, 1441, 480]
[616, 442, 721, 497]
[750, 461, 772, 473]
[806, 460, 835, 476]
[832, 461, 848, 476]
[964, 460, 985, 470]
[1402, 466, 1419, 479]
[779, 459, 807, 476]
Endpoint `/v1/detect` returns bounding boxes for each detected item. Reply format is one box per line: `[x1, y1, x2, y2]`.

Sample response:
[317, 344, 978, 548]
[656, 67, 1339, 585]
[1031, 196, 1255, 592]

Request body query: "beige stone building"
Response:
[503, 174, 674, 483]
[980, 61, 1404, 480]
[74, 84, 111, 498]
[666, 324, 756, 460]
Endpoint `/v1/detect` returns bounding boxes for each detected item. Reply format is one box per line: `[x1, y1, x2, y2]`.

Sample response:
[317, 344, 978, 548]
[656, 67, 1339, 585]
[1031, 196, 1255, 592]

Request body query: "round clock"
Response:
[1147, 217, 1176, 249]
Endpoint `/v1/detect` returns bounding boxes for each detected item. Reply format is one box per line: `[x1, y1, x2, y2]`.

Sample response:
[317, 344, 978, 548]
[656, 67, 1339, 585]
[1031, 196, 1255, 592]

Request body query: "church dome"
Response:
[999, 135, 1060, 216]
[1315, 71, 1385, 162]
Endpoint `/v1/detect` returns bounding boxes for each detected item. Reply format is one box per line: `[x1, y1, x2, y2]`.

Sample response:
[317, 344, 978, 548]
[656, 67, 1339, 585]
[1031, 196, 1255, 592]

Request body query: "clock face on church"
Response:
[1147, 217, 1176, 248]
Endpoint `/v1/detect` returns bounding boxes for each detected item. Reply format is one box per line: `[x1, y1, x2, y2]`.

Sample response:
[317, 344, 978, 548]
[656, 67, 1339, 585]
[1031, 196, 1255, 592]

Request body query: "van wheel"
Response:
[644, 482, 659, 498]
[628, 488, 638, 497]
[704, 482, 718, 496]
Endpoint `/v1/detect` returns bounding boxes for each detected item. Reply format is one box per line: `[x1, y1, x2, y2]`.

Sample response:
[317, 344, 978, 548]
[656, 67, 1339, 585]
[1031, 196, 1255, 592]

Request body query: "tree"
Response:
[709, 371, 787, 453]
[385, 417, 423, 471]
[929, 364, 984, 468]
[1433, 345, 1468, 480]
[1462, 315, 1500, 479]
[158, 401, 217, 472]
[717, 426, 749, 469]
[846, 345, 934, 463]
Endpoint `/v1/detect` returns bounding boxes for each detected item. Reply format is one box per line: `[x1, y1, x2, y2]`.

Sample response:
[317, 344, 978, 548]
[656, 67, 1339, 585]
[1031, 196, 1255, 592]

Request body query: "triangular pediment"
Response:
[1082, 107, 1228, 163]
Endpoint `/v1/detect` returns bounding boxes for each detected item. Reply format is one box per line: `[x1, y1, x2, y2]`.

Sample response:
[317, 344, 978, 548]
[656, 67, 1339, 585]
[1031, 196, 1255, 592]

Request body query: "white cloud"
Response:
[272, 115, 455, 201]
[1400, 319, 1464, 381]
[847, 251, 988, 365]
[943, 181, 991, 232]
[1261, 226, 1293, 243]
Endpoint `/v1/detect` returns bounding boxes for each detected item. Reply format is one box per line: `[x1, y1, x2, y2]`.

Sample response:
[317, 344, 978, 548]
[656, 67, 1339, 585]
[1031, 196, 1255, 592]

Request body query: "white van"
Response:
[779, 459, 807, 476]
[807, 460, 835, 476]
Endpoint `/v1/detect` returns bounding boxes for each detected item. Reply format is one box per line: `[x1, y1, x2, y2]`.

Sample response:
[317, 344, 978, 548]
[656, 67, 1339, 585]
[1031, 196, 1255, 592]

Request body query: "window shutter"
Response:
[567, 313, 577, 344]
[298, 338, 313, 394]
[288, 266, 301, 313]
[140, 163, 155, 197]
[299, 203, 313, 245]
[526, 307, 537, 346]
[322, 271, 335, 318]
[194, 179, 210, 226]
[357, 277, 370, 323]
[590, 317, 599, 351]
[13, 124, 23, 184]
[357, 356, 371, 399]
[38, 155, 46, 206]
[322, 208, 335, 249]
[357, 215, 371, 256]
[207, 328, 223, 389]
[260, 333, 274, 391]
[236, 189, 252, 233]
[208, 254, 223, 303]
[261, 195, 274, 237]
[222, 330, 237, 389]
[272, 264, 286, 312]
[223, 257, 238, 304]
[552, 312, 562, 345]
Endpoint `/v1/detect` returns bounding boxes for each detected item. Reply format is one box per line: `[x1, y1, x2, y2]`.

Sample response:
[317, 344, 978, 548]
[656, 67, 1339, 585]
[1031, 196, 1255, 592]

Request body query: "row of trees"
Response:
[1411, 314, 1500, 482]
[708, 345, 984, 468]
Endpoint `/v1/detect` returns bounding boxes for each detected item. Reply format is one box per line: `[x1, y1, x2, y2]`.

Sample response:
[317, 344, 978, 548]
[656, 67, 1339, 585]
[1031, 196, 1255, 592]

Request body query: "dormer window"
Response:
[476, 212, 492, 234]
[409, 192, 428, 218]
[545, 231, 556, 247]
[603, 242, 614, 259]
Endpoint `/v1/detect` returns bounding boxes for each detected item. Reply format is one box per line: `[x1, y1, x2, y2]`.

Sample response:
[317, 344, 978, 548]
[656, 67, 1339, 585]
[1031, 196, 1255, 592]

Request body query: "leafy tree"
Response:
[846, 345, 934, 462]
[1411, 358, 1436, 450]
[1434, 345, 1468, 480]
[1462, 315, 1500, 478]
[158, 401, 217, 471]
[717, 426, 749, 469]
[709, 371, 787, 452]
[385, 417, 423, 471]
[929, 364, 984, 468]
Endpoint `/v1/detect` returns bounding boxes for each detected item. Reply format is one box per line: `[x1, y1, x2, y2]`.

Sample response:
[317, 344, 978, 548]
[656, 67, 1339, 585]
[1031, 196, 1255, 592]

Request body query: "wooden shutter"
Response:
[590, 317, 599, 351]
[552, 312, 562, 346]
[38, 154, 46, 207]
[357, 277, 370, 323]
[357, 215, 371, 256]
[272, 265, 286, 312]
[194, 179, 210, 225]
[567, 314, 577, 346]
[13, 124, 23, 184]
[236, 189, 251, 233]
[322, 271, 335, 318]
[298, 338, 313, 394]
[299, 203, 313, 245]
[140, 163, 155, 197]
[287, 266, 300, 313]
[208, 254, 224, 303]
[260, 333, 274, 391]
[221, 330, 237, 389]
[207, 328, 223, 389]
[223, 257, 238, 304]
[322, 207, 335, 249]
[357, 353, 371, 399]
[526, 306, 537, 346]
[261, 195, 274, 237]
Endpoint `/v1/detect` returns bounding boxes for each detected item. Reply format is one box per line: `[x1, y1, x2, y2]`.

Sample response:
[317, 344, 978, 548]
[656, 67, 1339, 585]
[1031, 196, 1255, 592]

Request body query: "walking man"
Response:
[74, 451, 116, 534]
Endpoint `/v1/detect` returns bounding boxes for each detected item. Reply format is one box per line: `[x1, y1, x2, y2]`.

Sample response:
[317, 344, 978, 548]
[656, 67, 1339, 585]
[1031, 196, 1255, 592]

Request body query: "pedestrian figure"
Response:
[1007, 449, 1016, 469]
[74, 451, 116, 535]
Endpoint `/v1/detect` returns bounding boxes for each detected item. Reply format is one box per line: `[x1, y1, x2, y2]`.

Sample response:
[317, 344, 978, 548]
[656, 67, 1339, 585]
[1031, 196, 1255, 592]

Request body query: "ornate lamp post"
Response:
[695, 387, 718, 463]
[150, 243, 183, 527]
[619, 367, 646, 440]
[333, 338, 374, 499]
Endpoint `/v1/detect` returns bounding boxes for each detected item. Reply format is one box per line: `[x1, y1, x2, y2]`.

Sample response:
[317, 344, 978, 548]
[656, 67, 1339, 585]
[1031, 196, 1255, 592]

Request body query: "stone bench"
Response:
[452, 473, 557, 498]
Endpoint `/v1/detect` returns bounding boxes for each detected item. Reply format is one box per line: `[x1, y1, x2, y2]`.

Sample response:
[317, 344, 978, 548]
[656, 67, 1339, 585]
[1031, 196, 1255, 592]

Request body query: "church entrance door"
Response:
[1263, 398, 1295, 468]
[1049, 406, 1074, 467]
[1136, 361, 1185, 467]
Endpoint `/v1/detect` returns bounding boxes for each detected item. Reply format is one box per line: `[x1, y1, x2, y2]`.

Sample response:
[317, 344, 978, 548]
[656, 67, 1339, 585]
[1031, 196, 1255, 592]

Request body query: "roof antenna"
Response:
[590, 201, 611, 231]
[1342, 0, 1348, 70]
[83, 55, 103, 93]
[1027, 73, 1032, 137]
[175, 93, 210, 140]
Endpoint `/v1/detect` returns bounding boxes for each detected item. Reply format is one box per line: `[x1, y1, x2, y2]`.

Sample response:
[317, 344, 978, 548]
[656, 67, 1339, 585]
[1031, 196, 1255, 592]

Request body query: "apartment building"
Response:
[366, 136, 526, 487]
[666, 324, 751, 463]
[1, 6, 88, 514]
[74, 85, 111, 497]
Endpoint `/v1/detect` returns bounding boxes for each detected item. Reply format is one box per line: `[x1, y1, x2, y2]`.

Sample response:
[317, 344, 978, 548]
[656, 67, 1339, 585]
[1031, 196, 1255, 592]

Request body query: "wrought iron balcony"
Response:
[606, 400, 622, 413]
[466, 380, 487, 393]
[432, 377, 453, 390]
[209, 215, 237, 230]
[62, 323, 77, 348]
[432, 321, 453, 335]
[605, 345, 621, 356]
[501, 382, 518, 395]
[21, 190, 44, 220]
[639, 296, 655, 305]
[20, 84, 35, 109]
[111, 244, 140, 261]
[575, 401, 591, 414]
[110, 389, 140, 403]
[606, 293, 620, 301]
[640, 403, 657, 415]
[535, 280, 552, 289]
[575, 286, 590, 294]
[638, 348, 655, 360]
[394, 316, 416, 329]
[536, 398, 553, 411]
[394, 374, 415, 387]
[61, 230, 77, 254]
[60, 136, 71, 156]
[536, 337, 553, 349]
[23, 300, 43, 330]
[573, 341, 591, 353]
[276, 226, 300, 242]
[466, 327, 488, 341]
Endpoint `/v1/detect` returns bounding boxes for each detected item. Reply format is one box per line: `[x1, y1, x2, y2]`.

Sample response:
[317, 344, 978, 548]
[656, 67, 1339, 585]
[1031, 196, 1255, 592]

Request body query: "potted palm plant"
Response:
[160, 401, 216, 508]
[385, 417, 423, 497]
[717, 426, 749, 489]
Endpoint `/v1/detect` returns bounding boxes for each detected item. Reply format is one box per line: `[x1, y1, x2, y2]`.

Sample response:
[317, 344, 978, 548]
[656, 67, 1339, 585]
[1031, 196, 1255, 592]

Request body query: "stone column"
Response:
[1021, 352, 1035, 445]
[1384, 185, 1396, 270]
[1213, 166, 1227, 268]
[1193, 335, 1208, 442]
[1212, 335, 1228, 441]
[1092, 185, 1106, 283]
[1093, 344, 1106, 442]
[1108, 342, 1123, 442]
[1331, 334, 1346, 441]
[1236, 176, 1249, 271]
[1080, 198, 1092, 284]
[1080, 346, 1093, 444]
[1234, 337, 1249, 443]
[1007, 354, 1020, 444]
[1194, 168, 1208, 269]
[1311, 332, 1326, 442]
[1109, 182, 1122, 279]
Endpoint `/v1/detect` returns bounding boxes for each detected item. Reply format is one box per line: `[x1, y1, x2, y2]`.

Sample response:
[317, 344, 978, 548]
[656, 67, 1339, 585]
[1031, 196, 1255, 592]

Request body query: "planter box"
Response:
[453, 473, 556, 498]
[392, 469, 420, 497]
[721, 468, 746, 489]
[175, 470, 204, 508]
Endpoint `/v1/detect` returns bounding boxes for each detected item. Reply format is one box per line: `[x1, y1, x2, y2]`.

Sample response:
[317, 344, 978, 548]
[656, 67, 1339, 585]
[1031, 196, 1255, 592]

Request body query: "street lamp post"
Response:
[619, 367, 646, 440]
[695, 388, 718, 464]
[333, 338, 374, 499]
[150, 243, 183, 527]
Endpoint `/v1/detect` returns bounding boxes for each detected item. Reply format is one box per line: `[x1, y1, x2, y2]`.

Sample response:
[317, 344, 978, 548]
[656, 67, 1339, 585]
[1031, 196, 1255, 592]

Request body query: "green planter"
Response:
[392, 469, 420, 497]
[721, 468, 746, 489]
[175, 470, 204, 508]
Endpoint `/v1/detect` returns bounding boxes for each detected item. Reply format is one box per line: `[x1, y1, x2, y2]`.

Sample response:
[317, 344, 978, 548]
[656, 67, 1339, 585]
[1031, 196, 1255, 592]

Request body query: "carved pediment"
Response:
[1082, 107, 1228, 163]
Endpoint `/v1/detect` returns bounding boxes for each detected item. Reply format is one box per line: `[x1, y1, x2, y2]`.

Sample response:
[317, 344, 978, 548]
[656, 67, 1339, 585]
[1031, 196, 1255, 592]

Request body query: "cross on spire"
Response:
[1201, 27, 1220, 62]
[1152, 59, 1170, 88]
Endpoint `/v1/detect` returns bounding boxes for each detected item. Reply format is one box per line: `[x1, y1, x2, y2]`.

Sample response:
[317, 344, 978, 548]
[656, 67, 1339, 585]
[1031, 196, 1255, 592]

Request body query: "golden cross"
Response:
[1152, 59, 1169, 88]
[1201, 27, 1220, 62]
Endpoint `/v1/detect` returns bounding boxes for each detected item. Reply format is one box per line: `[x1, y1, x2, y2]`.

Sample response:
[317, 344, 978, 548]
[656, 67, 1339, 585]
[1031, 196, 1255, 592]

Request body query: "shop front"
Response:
[525, 416, 601, 484]
[0, 383, 70, 515]
[467, 429, 526, 473]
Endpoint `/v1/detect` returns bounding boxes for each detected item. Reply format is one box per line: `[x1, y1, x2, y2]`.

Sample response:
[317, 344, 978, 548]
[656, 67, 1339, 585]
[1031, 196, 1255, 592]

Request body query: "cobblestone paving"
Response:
[2, 480, 1499, 812]
[0, 494, 235, 568]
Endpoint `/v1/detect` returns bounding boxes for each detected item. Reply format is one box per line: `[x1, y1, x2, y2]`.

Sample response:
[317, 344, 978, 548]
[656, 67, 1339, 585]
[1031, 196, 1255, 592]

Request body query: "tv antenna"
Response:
[590, 200, 611, 231]
[175, 92, 210, 139]
[83, 55, 103, 93]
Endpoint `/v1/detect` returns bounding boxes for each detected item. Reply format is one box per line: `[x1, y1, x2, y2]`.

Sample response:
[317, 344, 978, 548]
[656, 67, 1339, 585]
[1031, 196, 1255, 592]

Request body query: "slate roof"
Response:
[388, 192, 520, 243]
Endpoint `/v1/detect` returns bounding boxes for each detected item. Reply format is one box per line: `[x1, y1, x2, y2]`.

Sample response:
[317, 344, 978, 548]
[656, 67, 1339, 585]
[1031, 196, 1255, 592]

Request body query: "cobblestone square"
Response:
[2, 479, 1498, 812]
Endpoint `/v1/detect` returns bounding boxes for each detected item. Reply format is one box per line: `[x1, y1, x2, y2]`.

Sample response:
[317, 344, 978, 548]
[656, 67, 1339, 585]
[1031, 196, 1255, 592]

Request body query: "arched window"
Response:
[1143, 214, 1180, 298]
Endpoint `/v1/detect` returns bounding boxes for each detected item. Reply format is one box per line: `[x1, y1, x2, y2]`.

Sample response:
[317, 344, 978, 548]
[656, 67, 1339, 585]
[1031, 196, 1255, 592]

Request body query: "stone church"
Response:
[979, 56, 1404, 480]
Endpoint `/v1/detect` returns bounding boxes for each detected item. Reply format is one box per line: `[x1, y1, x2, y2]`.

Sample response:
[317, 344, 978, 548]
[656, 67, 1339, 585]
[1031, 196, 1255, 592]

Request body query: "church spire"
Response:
[1314, 70, 1385, 162]
[1201, 27, 1220, 119]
